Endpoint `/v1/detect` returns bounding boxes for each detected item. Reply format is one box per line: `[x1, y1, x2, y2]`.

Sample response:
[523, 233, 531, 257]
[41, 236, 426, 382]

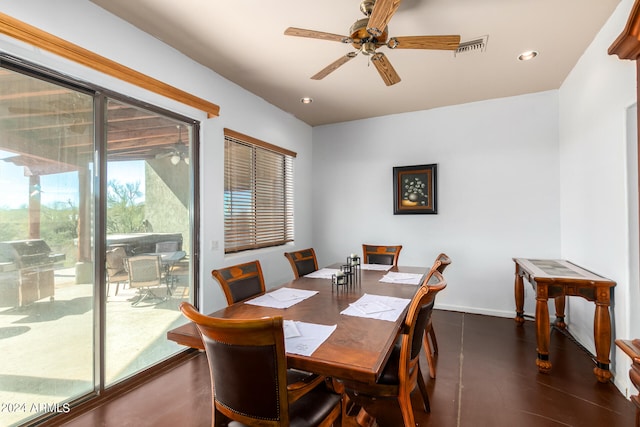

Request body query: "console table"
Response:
[616, 339, 640, 426]
[513, 258, 616, 382]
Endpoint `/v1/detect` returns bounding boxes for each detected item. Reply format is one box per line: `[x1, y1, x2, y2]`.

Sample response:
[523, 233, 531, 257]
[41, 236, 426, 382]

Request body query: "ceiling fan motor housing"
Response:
[349, 18, 388, 50]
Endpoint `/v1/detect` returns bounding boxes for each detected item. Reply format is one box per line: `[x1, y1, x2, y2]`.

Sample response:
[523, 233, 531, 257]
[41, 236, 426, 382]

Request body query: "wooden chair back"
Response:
[362, 244, 403, 266]
[180, 303, 291, 425]
[341, 270, 447, 427]
[422, 255, 451, 379]
[403, 271, 446, 370]
[211, 260, 266, 305]
[284, 248, 319, 278]
[179, 303, 342, 427]
[434, 252, 451, 273]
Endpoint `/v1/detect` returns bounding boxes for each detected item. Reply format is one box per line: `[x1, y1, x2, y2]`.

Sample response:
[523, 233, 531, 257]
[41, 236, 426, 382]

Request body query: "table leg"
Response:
[535, 293, 552, 373]
[593, 301, 613, 383]
[554, 295, 566, 329]
[631, 360, 640, 427]
[514, 270, 525, 326]
[355, 408, 377, 427]
[332, 380, 378, 427]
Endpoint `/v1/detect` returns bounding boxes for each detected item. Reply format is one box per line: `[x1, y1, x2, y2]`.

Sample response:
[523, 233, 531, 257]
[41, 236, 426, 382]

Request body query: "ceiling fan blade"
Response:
[155, 151, 173, 159]
[367, 0, 402, 37]
[284, 27, 348, 43]
[311, 52, 358, 80]
[371, 52, 401, 86]
[389, 35, 461, 50]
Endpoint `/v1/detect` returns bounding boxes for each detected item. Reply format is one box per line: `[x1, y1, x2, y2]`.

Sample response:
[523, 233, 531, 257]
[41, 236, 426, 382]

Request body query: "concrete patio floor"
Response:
[0, 268, 190, 427]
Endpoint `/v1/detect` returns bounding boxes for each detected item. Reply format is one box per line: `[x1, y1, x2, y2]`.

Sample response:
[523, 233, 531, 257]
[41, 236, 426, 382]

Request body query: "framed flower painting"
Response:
[393, 164, 438, 214]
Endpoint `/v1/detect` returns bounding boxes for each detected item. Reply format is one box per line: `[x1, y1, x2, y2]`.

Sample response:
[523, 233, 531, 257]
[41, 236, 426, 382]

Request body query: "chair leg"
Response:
[131, 288, 166, 306]
[213, 405, 230, 427]
[417, 365, 431, 413]
[106, 280, 121, 298]
[423, 332, 436, 379]
[429, 326, 439, 355]
[397, 388, 416, 427]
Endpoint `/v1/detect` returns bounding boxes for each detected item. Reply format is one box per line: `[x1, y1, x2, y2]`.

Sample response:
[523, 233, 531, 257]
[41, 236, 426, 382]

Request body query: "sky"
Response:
[0, 150, 145, 209]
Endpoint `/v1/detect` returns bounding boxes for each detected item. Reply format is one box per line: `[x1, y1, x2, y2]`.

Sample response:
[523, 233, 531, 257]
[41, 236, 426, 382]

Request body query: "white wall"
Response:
[558, 0, 637, 395]
[0, 0, 315, 314]
[627, 103, 640, 353]
[312, 91, 560, 318]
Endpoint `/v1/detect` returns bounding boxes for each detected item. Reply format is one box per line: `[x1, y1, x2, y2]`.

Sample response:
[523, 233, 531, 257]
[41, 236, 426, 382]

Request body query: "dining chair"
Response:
[179, 302, 342, 427]
[340, 270, 447, 427]
[125, 254, 168, 306]
[423, 253, 451, 378]
[106, 246, 128, 297]
[155, 240, 181, 253]
[284, 247, 319, 278]
[211, 260, 266, 305]
[362, 244, 403, 267]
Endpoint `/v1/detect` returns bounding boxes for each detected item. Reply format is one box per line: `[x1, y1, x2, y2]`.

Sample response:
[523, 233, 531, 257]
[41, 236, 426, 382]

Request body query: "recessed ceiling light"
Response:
[300, 97, 313, 104]
[518, 50, 538, 61]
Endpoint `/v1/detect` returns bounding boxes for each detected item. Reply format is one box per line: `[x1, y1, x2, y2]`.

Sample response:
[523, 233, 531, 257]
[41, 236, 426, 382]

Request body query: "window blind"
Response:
[224, 130, 294, 253]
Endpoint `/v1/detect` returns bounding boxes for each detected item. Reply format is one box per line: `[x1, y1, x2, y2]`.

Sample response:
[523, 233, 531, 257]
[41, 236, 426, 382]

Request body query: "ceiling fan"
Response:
[284, 0, 461, 86]
[155, 125, 189, 165]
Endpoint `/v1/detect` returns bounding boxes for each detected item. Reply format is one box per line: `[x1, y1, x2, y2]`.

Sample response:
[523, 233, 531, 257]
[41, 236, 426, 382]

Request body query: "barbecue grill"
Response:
[0, 239, 66, 308]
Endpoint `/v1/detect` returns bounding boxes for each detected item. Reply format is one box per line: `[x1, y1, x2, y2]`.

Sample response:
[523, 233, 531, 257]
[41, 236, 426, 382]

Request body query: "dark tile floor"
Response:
[57, 311, 636, 427]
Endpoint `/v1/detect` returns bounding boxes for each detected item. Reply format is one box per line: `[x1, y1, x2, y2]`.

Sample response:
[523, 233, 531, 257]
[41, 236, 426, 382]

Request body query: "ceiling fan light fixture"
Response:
[518, 50, 538, 61]
[170, 154, 181, 165]
[361, 42, 377, 55]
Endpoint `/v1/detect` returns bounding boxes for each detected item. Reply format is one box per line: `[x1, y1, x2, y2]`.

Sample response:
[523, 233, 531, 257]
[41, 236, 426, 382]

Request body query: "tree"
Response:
[106, 180, 145, 234]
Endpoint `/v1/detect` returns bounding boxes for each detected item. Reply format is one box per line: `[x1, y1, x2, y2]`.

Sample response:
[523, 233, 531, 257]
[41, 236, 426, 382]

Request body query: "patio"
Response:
[0, 268, 190, 427]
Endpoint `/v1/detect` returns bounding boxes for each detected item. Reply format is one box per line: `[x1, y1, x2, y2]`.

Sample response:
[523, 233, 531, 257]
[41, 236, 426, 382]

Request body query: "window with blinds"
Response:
[224, 129, 295, 253]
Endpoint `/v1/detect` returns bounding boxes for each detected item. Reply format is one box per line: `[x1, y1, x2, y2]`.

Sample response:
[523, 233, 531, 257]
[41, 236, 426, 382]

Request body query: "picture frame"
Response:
[393, 164, 438, 215]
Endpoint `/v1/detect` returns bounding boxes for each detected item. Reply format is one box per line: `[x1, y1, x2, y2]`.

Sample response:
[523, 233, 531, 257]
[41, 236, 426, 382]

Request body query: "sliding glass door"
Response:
[0, 67, 96, 426]
[104, 99, 193, 385]
[0, 62, 197, 426]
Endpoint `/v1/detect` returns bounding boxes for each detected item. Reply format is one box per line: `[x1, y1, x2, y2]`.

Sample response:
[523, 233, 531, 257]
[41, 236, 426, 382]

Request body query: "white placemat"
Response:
[245, 288, 318, 309]
[340, 293, 411, 322]
[379, 271, 424, 285]
[361, 264, 393, 271]
[304, 268, 341, 279]
[284, 320, 337, 356]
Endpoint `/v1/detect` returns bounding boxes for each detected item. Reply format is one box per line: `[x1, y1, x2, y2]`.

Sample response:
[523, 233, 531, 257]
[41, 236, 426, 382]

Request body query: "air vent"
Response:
[454, 35, 488, 56]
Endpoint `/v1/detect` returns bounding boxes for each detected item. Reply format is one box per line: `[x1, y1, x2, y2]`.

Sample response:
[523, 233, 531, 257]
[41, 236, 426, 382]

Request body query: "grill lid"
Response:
[0, 239, 64, 266]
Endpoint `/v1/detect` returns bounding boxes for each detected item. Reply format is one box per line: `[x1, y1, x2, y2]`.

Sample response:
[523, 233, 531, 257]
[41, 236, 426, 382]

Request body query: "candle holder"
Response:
[347, 254, 361, 284]
[341, 263, 354, 285]
[331, 269, 348, 290]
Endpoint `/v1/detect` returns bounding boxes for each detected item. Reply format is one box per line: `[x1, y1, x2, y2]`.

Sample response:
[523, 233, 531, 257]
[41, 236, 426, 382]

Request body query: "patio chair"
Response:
[126, 254, 168, 306]
[106, 246, 128, 296]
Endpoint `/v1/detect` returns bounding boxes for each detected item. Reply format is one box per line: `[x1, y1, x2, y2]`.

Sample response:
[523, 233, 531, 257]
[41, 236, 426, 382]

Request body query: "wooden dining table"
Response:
[167, 264, 426, 385]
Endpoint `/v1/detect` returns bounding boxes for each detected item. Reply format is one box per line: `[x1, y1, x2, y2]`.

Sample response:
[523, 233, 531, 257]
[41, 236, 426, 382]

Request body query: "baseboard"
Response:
[435, 303, 521, 320]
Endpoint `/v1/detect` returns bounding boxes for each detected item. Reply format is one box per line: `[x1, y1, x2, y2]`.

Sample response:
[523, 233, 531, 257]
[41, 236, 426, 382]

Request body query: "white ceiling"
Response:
[90, 0, 620, 127]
